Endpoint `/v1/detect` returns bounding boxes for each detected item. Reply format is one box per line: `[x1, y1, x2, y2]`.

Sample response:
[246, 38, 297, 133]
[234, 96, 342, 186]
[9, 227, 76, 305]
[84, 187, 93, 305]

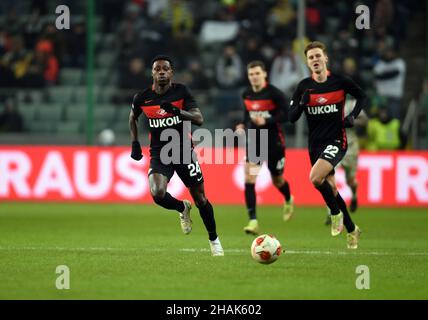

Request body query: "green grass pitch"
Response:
[0, 202, 427, 299]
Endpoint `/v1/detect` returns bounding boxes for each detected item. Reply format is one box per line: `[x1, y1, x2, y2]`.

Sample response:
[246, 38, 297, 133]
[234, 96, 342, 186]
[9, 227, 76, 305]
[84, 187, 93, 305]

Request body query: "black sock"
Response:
[197, 200, 218, 241]
[244, 183, 256, 220]
[277, 180, 291, 202]
[315, 180, 340, 215]
[336, 193, 355, 232]
[351, 185, 357, 200]
[153, 192, 185, 212]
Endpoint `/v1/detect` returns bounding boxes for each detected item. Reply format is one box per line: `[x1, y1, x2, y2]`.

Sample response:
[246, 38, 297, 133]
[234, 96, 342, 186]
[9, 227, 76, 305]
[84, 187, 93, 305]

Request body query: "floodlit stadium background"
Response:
[1, 0, 428, 302]
[0, 0, 427, 206]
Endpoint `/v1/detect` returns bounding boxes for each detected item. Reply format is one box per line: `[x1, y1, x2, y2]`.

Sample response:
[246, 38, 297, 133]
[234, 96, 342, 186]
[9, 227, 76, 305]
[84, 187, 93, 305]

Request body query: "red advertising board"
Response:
[1, 146, 427, 206]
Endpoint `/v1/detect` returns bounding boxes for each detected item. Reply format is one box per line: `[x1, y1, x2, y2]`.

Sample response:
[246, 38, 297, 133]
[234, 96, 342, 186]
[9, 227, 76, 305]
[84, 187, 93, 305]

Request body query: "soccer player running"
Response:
[129, 55, 224, 256]
[289, 42, 366, 249]
[236, 61, 294, 235]
[325, 98, 368, 225]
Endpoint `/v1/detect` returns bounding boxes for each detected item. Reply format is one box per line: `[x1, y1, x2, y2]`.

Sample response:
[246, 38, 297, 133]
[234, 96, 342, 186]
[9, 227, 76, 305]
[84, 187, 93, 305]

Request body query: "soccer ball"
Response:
[251, 234, 282, 264]
[98, 128, 116, 146]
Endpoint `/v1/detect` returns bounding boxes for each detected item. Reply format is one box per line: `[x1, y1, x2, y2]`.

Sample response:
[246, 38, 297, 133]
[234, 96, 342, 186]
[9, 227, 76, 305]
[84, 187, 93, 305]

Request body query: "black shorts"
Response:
[246, 144, 286, 177]
[309, 140, 347, 169]
[148, 154, 204, 188]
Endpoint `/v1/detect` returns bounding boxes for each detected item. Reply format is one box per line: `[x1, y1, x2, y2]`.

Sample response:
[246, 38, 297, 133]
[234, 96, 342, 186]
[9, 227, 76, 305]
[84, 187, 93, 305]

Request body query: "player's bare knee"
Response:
[245, 174, 257, 184]
[151, 187, 166, 203]
[194, 195, 207, 208]
[311, 175, 325, 188]
[272, 177, 284, 188]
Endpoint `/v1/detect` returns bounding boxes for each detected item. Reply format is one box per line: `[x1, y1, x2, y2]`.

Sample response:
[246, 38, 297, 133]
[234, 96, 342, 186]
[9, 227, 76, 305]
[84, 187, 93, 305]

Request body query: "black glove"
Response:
[130, 140, 143, 161]
[160, 102, 181, 116]
[344, 115, 355, 128]
[299, 90, 310, 107]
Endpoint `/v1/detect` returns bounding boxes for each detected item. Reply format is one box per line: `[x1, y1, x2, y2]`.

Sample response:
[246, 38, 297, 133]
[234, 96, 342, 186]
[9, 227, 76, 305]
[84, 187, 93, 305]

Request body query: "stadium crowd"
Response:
[0, 0, 424, 149]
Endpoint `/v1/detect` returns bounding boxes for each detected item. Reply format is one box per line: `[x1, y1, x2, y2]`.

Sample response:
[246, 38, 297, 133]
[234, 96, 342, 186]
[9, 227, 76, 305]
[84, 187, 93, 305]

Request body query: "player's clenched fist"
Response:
[344, 115, 355, 128]
[131, 140, 143, 161]
[160, 102, 181, 116]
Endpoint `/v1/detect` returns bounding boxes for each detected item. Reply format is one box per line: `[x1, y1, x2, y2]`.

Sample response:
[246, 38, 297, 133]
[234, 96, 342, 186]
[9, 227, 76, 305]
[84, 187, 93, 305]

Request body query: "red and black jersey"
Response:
[241, 84, 288, 148]
[289, 72, 367, 151]
[131, 83, 197, 159]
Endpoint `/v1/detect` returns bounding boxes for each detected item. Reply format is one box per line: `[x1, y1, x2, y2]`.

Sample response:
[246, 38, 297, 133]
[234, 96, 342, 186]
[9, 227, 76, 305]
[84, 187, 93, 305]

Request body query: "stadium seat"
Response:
[37, 105, 65, 122]
[21, 107, 38, 131]
[57, 121, 82, 134]
[93, 104, 116, 123]
[60, 68, 83, 86]
[65, 104, 87, 121]
[70, 86, 101, 103]
[48, 86, 73, 104]
[27, 121, 55, 133]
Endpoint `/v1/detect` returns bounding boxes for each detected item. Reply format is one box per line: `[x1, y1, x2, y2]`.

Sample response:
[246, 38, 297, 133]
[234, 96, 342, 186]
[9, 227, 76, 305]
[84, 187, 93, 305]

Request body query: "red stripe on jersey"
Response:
[141, 99, 184, 118]
[244, 99, 276, 111]
[308, 90, 345, 106]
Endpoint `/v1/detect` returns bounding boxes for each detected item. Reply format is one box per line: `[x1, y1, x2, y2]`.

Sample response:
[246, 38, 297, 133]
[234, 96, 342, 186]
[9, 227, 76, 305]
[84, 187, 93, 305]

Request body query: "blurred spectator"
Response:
[162, 0, 194, 37]
[342, 57, 365, 90]
[366, 107, 404, 150]
[240, 37, 265, 67]
[0, 97, 23, 132]
[40, 24, 66, 65]
[267, 0, 295, 39]
[178, 59, 210, 90]
[2, 7, 22, 34]
[373, 46, 406, 119]
[23, 8, 44, 50]
[331, 30, 359, 72]
[99, 0, 124, 33]
[0, 35, 32, 87]
[306, 0, 323, 38]
[116, 3, 147, 65]
[161, 0, 197, 69]
[146, 0, 169, 19]
[23, 39, 59, 87]
[216, 45, 243, 89]
[236, 0, 269, 35]
[270, 44, 308, 97]
[114, 57, 150, 104]
[373, 0, 395, 41]
[66, 22, 86, 68]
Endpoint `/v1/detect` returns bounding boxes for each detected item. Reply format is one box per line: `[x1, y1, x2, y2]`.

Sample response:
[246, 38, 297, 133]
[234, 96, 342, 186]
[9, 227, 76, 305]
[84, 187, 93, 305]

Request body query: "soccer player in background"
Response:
[129, 55, 224, 256]
[235, 61, 294, 235]
[289, 42, 367, 249]
[325, 98, 368, 225]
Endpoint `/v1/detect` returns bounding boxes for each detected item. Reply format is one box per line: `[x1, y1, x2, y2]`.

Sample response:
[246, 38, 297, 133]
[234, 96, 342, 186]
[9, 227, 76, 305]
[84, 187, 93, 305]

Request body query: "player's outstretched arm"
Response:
[288, 86, 308, 123]
[178, 107, 204, 126]
[344, 77, 368, 120]
[129, 110, 143, 160]
[160, 102, 203, 126]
